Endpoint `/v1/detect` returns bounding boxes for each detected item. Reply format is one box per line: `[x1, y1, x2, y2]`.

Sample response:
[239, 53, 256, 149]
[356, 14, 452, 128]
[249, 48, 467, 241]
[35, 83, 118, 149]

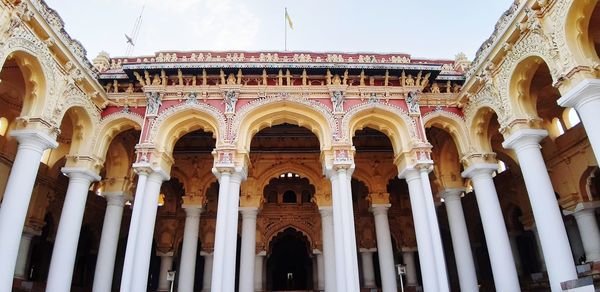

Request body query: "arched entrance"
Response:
[267, 228, 313, 291]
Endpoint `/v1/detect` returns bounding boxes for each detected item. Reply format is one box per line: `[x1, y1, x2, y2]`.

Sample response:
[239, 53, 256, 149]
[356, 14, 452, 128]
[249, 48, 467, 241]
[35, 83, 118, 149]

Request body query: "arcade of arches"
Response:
[2, 0, 600, 291]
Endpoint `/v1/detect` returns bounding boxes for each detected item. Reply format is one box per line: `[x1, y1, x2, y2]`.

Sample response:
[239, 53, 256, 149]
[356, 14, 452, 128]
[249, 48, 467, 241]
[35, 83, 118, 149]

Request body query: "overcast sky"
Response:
[45, 0, 513, 61]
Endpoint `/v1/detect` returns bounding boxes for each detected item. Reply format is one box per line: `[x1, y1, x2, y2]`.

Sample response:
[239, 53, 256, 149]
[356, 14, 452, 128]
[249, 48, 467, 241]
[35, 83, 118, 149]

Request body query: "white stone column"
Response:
[440, 189, 479, 292]
[400, 169, 439, 292]
[504, 129, 578, 291]
[0, 130, 57, 292]
[462, 163, 520, 292]
[402, 250, 418, 287]
[329, 167, 360, 292]
[315, 251, 325, 291]
[359, 248, 376, 289]
[558, 78, 600, 164]
[210, 171, 231, 292]
[254, 252, 266, 292]
[130, 171, 168, 292]
[572, 207, 600, 262]
[93, 192, 130, 292]
[200, 252, 212, 292]
[222, 173, 243, 292]
[419, 167, 450, 292]
[46, 168, 100, 292]
[239, 207, 258, 292]
[13, 228, 38, 279]
[120, 167, 151, 292]
[178, 205, 203, 292]
[371, 204, 398, 292]
[157, 253, 174, 291]
[318, 207, 336, 292]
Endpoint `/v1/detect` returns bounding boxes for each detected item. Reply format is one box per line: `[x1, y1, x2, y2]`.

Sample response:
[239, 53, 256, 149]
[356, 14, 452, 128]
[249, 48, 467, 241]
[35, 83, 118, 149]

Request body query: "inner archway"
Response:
[266, 228, 313, 291]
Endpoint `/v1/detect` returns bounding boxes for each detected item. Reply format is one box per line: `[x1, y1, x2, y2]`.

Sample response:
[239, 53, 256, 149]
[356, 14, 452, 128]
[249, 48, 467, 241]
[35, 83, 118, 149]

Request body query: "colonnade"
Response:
[0, 79, 599, 292]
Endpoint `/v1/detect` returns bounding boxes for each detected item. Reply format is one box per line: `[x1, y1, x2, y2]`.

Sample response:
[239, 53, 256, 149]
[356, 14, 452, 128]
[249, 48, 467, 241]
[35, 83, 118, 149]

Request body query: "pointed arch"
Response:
[92, 111, 143, 163]
[422, 110, 471, 156]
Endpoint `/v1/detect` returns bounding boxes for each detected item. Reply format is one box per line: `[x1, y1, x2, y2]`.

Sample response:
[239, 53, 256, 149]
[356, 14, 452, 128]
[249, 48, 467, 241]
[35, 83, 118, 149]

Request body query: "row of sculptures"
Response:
[110, 69, 453, 92]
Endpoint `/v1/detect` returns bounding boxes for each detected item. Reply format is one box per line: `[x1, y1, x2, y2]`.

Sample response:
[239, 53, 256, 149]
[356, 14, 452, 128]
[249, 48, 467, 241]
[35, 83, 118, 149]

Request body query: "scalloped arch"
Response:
[233, 96, 335, 152]
[343, 102, 416, 155]
[422, 110, 471, 156]
[149, 102, 226, 154]
[265, 224, 316, 254]
[256, 162, 324, 194]
[92, 111, 144, 162]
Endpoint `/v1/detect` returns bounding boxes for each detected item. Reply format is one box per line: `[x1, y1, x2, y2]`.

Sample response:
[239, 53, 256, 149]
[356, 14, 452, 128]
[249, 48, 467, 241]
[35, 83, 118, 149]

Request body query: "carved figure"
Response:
[400, 71, 406, 87]
[446, 81, 452, 93]
[302, 69, 308, 86]
[331, 91, 345, 113]
[113, 80, 119, 93]
[421, 72, 431, 87]
[415, 71, 422, 86]
[178, 69, 184, 86]
[326, 69, 332, 85]
[406, 91, 419, 114]
[223, 90, 238, 113]
[126, 83, 134, 93]
[161, 70, 167, 86]
[384, 70, 389, 86]
[332, 74, 341, 85]
[134, 71, 145, 86]
[220, 69, 226, 85]
[431, 82, 440, 93]
[343, 70, 348, 85]
[360, 70, 366, 86]
[152, 74, 161, 85]
[144, 70, 151, 85]
[405, 74, 415, 86]
[146, 92, 161, 116]
[262, 69, 268, 86]
[237, 69, 243, 85]
[286, 70, 291, 86]
[278, 70, 283, 86]
[227, 73, 236, 85]
[202, 69, 208, 85]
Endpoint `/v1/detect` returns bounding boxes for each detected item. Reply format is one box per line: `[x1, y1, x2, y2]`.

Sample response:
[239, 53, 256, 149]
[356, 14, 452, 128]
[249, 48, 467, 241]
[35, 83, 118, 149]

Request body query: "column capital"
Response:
[439, 188, 466, 202]
[318, 206, 333, 217]
[157, 251, 174, 257]
[182, 195, 205, 209]
[10, 128, 59, 150]
[367, 192, 390, 205]
[256, 250, 267, 257]
[132, 162, 154, 175]
[502, 128, 548, 150]
[397, 167, 420, 181]
[370, 203, 391, 215]
[312, 249, 322, 255]
[61, 167, 101, 182]
[104, 191, 132, 207]
[239, 207, 259, 219]
[461, 162, 497, 179]
[200, 251, 213, 256]
[558, 78, 600, 108]
[563, 201, 600, 216]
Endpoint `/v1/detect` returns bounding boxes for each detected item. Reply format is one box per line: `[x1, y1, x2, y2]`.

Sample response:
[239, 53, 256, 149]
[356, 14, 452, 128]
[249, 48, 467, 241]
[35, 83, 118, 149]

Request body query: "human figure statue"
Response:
[406, 91, 420, 114]
[146, 92, 161, 116]
[331, 91, 345, 113]
[223, 90, 238, 113]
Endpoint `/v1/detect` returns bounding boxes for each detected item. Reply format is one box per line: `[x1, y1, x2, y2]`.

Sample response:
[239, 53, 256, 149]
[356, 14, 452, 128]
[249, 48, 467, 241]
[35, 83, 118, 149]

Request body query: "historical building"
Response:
[0, 0, 599, 291]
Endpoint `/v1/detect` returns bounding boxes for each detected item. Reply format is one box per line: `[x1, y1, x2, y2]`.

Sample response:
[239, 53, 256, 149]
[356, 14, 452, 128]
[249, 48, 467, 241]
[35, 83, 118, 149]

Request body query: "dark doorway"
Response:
[267, 228, 313, 291]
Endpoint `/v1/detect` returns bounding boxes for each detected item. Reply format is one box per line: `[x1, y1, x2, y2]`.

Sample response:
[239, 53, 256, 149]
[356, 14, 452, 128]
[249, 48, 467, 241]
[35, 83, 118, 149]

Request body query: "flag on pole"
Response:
[285, 8, 293, 30]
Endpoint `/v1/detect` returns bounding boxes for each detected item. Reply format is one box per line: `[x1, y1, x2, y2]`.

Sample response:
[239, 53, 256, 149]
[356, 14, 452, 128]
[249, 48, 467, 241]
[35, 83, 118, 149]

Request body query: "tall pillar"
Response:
[120, 167, 151, 292]
[178, 203, 203, 292]
[239, 207, 258, 292]
[371, 204, 398, 292]
[359, 248, 376, 289]
[571, 207, 600, 262]
[318, 207, 336, 292]
[462, 163, 520, 291]
[315, 251, 325, 291]
[402, 250, 418, 287]
[0, 130, 57, 292]
[419, 167, 450, 291]
[93, 192, 131, 292]
[558, 78, 600, 164]
[157, 253, 174, 292]
[400, 169, 439, 292]
[14, 228, 38, 279]
[254, 252, 266, 292]
[504, 129, 578, 291]
[222, 173, 243, 292]
[329, 166, 360, 292]
[46, 168, 100, 292]
[200, 252, 212, 292]
[440, 189, 479, 292]
[130, 171, 168, 292]
[210, 171, 231, 292]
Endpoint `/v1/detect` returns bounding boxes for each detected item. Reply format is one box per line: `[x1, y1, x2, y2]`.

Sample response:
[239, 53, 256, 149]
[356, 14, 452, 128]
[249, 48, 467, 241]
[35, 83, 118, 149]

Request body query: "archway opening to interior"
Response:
[266, 227, 313, 291]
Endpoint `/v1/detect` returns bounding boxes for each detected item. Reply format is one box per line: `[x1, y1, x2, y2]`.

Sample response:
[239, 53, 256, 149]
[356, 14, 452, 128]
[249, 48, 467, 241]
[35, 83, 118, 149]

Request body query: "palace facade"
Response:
[0, 0, 599, 291]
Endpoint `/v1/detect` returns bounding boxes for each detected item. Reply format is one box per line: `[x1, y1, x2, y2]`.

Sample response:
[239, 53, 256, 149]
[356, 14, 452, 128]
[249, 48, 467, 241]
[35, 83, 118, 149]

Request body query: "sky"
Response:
[45, 0, 514, 61]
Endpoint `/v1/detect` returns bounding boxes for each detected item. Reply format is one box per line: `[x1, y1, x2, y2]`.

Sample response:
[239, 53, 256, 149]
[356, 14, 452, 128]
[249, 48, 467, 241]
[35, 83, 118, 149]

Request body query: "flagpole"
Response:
[284, 7, 287, 51]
